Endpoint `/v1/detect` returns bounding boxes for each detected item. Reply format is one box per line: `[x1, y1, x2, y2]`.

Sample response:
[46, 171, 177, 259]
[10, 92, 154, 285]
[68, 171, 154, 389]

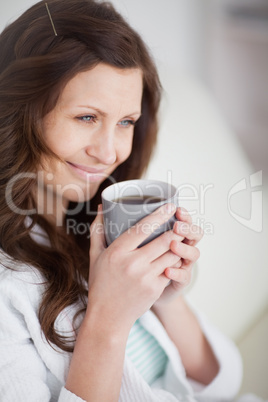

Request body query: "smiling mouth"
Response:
[67, 162, 109, 181]
[67, 162, 106, 174]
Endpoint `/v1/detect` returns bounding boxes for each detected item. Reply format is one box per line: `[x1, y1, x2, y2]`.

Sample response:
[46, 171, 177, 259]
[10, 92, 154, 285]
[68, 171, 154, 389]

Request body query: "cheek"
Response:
[42, 116, 79, 158]
[48, 139, 78, 159]
[116, 135, 134, 163]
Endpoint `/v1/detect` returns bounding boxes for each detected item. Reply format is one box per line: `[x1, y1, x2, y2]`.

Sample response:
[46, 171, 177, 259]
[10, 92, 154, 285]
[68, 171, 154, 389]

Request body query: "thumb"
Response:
[89, 204, 106, 263]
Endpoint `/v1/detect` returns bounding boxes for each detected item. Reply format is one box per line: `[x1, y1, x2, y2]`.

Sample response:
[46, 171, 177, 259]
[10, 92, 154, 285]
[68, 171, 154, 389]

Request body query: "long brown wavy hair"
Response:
[0, 0, 161, 351]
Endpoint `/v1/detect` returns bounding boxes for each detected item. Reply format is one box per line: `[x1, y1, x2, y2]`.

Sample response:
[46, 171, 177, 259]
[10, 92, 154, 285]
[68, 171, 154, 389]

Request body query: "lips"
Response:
[67, 162, 106, 174]
[67, 161, 109, 182]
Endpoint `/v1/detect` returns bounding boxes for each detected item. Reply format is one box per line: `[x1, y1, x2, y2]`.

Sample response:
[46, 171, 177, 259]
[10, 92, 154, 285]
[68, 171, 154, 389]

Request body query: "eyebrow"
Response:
[77, 105, 141, 118]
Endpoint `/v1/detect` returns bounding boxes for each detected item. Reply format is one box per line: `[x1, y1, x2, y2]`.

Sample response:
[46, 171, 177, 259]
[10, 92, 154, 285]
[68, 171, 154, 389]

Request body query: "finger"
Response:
[152, 250, 181, 274]
[164, 266, 191, 285]
[142, 229, 184, 260]
[90, 205, 106, 262]
[173, 221, 203, 246]
[175, 207, 192, 224]
[170, 259, 183, 269]
[116, 203, 177, 250]
[170, 240, 200, 263]
[158, 272, 173, 290]
[169, 256, 191, 272]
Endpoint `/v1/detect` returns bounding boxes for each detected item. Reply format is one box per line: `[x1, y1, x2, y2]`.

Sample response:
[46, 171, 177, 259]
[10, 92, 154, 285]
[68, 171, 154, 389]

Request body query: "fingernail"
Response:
[179, 207, 188, 215]
[165, 203, 176, 214]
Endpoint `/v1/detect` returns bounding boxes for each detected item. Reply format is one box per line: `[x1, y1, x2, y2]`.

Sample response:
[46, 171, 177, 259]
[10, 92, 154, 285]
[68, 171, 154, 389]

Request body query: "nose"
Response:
[85, 125, 117, 165]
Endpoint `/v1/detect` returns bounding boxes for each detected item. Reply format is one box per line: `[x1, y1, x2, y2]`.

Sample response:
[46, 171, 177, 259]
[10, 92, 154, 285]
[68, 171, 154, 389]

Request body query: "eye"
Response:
[76, 115, 96, 123]
[118, 119, 136, 128]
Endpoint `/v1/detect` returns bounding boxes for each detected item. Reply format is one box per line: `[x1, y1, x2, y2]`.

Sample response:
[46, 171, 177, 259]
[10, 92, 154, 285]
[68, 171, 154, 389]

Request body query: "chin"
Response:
[62, 182, 102, 204]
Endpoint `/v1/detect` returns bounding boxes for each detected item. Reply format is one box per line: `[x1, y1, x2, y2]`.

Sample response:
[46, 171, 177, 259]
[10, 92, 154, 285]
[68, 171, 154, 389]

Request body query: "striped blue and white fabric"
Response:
[126, 319, 168, 385]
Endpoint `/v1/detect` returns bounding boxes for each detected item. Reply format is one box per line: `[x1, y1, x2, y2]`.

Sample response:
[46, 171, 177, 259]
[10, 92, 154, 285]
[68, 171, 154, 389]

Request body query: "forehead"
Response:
[57, 63, 143, 113]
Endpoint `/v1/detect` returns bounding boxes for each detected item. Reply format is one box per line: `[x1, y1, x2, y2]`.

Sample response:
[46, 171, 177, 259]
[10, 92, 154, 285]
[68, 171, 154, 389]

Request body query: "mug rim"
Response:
[101, 179, 178, 205]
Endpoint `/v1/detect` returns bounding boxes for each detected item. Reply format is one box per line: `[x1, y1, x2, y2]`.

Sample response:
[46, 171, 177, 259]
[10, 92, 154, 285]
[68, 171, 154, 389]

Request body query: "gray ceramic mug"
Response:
[101, 179, 179, 247]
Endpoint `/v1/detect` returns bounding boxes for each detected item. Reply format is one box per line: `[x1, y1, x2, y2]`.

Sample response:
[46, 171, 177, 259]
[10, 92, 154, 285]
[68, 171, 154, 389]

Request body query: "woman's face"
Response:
[39, 63, 143, 214]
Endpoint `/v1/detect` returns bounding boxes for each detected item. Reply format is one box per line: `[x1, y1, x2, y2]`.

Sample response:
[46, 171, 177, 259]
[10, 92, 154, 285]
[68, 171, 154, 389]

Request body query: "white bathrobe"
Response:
[0, 242, 249, 402]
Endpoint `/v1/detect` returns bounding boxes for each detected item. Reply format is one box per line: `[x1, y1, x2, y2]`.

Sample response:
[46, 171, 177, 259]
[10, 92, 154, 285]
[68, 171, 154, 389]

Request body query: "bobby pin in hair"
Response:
[45, 2, 58, 36]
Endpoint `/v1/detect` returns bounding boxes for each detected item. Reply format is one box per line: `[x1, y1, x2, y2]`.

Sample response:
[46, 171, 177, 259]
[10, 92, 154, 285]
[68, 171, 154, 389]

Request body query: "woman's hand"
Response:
[87, 203, 183, 332]
[153, 207, 203, 305]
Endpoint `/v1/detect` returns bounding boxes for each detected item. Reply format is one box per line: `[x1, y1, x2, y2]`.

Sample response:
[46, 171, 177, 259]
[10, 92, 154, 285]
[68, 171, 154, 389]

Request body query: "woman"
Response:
[0, 1, 242, 401]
